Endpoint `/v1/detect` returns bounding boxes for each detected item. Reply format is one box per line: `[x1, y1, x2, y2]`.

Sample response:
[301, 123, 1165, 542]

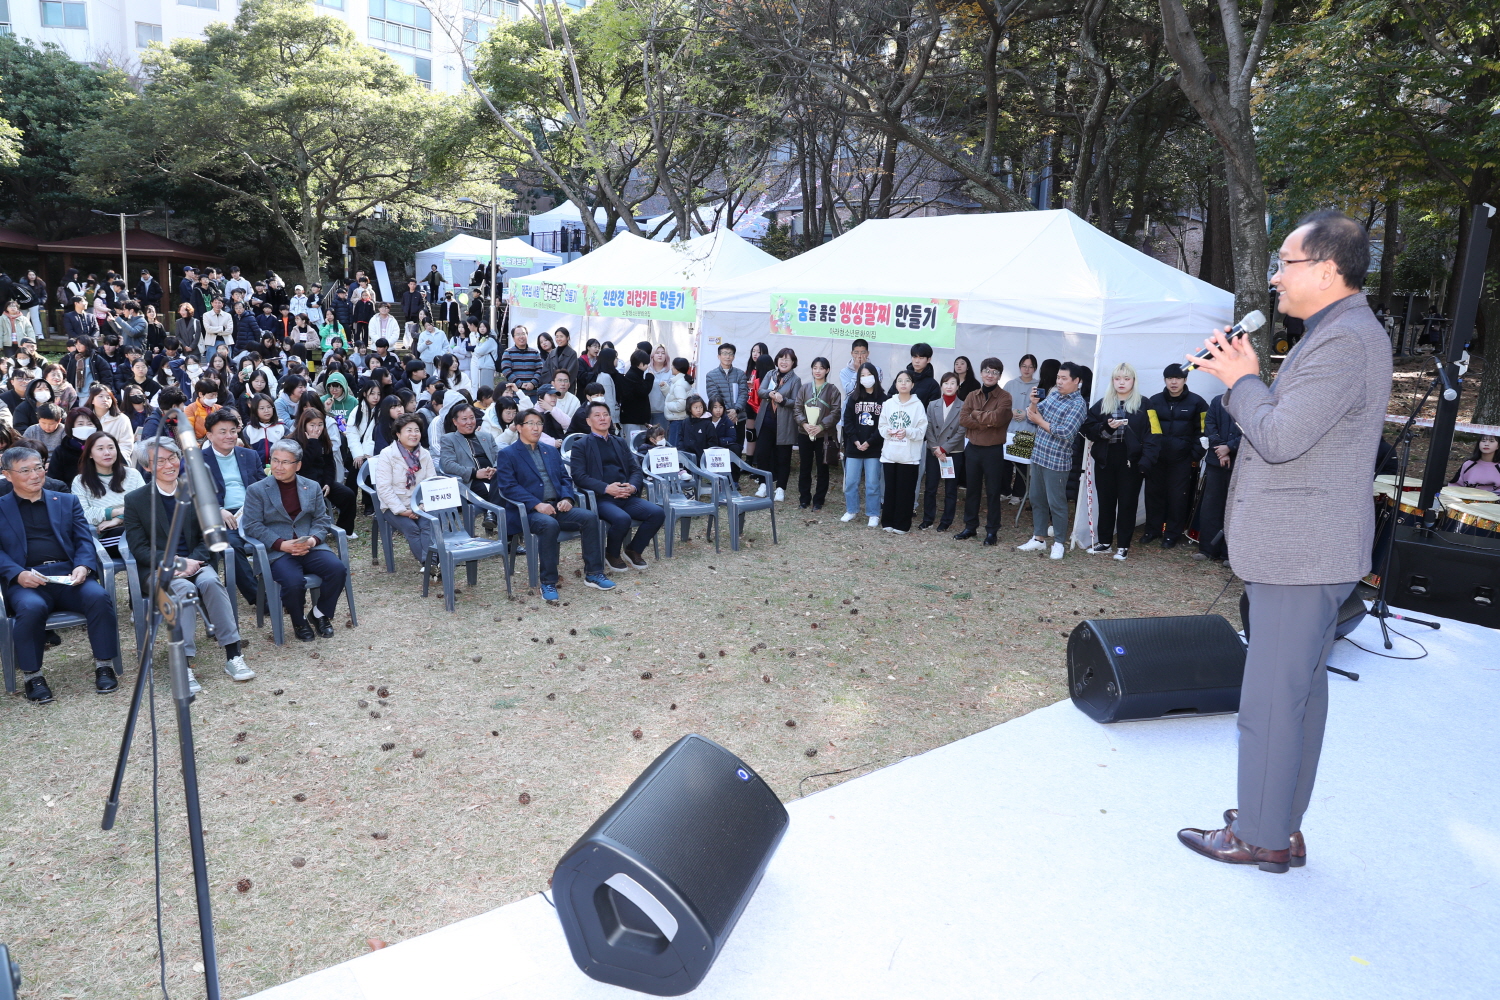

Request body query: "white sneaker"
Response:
[223, 655, 255, 682]
[1050, 542, 1065, 560]
[755, 483, 767, 498]
[840, 511, 857, 522]
[1008, 495, 1021, 505]
[186, 667, 201, 696]
[886, 527, 907, 534]
[347, 532, 359, 541]
[1016, 538, 1046, 552]
[1113, 548, 1129, 561]
[774, 487, 785, 502]
[867, 516, 880, 528]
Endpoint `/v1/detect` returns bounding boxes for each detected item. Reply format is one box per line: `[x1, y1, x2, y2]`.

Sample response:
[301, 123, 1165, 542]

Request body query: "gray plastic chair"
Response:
[646, 453, 720, 557]
[415, 488, 512, 611]
[1, 537, 125, 695]
[241, 525, 358, 646]
[497, 487, 607, 591]
[356, 460, 402, 572]
[705, 453, 778, 550]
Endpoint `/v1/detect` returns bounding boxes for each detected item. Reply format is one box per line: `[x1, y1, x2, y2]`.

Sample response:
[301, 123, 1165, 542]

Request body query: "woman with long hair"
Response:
[241, 393, 286, 465]
[372, 394, 406, 456]
[48, 407, 102, 482]
[744, 341, 773, 459]
[1452, 434, 1500, 491]
[951, 355, 981, 400]
[840, 361, 886, 526]
[752, 347, 801, 501]
[795, 356, 841, 510]
[878, 370, 927, 533]
[71, 430, 143, 540]
[86, 383, 135, 454]
[144, 304, 170, 354]
[291, 407, 358, 535]
[1080, 362, 1150, 560]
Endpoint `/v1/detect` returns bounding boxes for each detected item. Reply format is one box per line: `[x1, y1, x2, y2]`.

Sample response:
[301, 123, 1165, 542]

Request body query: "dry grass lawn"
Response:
[0, 355, 1488, 999]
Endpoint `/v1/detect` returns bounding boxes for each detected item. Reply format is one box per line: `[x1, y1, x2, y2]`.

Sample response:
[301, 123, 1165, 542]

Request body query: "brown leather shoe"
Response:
[1224, 808, 1306, 867]
[1177, 824, 1290, 873]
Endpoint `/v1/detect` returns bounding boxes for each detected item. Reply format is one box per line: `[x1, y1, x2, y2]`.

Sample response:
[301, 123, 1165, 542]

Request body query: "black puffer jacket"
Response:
[1141, 388, 1207, 469]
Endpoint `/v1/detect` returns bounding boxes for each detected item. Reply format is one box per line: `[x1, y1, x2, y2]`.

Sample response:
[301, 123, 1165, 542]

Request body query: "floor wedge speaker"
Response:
[552, 734, 789, 996]
[1068, 615, 1246, 723]
[1386, 526, 1500, 629]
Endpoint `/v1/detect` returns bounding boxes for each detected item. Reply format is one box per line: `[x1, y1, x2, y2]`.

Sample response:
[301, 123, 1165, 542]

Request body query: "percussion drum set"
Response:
[1374, 474, 1500, 539]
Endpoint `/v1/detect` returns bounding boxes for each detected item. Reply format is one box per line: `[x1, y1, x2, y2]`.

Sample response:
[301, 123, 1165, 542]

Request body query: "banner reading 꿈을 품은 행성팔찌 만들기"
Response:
[769, 293, 960, 348]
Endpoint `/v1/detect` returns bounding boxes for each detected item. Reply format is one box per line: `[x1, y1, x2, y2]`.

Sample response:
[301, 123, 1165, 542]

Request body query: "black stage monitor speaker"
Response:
[552, 734, 789, 996]
[1386, 526, 1500, 630]
[1068, 615, 1246, 723]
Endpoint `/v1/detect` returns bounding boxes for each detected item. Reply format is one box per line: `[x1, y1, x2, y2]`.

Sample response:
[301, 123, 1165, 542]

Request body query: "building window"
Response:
[369, 0, 431, 50]
[315, 0, 343, 7]
[178, 0, 219, 8]
[136, 22, 162, 47]
[378, 48, 431, 86]
[40, 0, 87, 27]
[0, 0, 11, 34]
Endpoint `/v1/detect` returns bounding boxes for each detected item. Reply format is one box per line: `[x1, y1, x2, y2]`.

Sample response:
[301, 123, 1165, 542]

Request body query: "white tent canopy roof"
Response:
[699, 209, 1231, 338]
[528, 203, 608, 233]
[515, 229, 777, 288]
[416, 233, 561, 265]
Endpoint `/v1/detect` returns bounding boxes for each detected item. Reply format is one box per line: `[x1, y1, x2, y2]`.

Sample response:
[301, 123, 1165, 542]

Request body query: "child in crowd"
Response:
[678, 394, 713, 460]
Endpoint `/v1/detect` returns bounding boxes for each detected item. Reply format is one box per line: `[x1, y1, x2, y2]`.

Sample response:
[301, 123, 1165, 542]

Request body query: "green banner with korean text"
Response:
[507, 280, 697, 321]
[769, 293, 959, 348]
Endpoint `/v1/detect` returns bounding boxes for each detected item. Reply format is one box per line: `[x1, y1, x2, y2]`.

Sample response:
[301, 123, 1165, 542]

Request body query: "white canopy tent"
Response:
[413, 234, 561, 301]
[695, 210, 1233, 403]
[527, 203, 608, 234]
[506, 229, 779, 364]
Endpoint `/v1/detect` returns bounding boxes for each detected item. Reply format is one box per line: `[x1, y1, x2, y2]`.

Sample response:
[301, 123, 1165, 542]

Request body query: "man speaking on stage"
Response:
[1180, 210, 1392, 873]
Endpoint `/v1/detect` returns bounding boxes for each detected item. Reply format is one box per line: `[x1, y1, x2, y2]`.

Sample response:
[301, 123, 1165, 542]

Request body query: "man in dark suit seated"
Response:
[124, 438, 253, 691]
[201, 407, 266, 607]
[240, 439, 346, 643]
[0, 444, 120, 704]
[569, 401, 663, 572]
[493, 408, 614, 603]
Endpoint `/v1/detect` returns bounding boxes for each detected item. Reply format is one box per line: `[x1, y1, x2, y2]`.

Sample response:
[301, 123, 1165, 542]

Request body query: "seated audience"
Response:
[291, 408, 358, 536]
[202, 407, 267, 607]
[0, 444, 120, 703]
[240, 439, 348, 642]
[71, 430, 143, 541]
[370, 413, 436, 566]
[493, 408, 613, 602]
[569, 401, 664, 571]
[124, 438, 253, 685]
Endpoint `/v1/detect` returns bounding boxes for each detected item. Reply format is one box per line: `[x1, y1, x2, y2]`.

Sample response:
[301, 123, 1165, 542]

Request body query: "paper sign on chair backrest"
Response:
[647, 447, 680, 476]
[419, 476, 462, 511]
[702, 448, 733, 475]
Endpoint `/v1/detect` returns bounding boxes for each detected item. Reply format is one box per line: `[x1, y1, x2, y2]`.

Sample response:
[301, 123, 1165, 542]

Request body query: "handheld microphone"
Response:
[173, 410, 230, 553]
[1433, 358, 1459, 401]
[1182, 310, 1267, 371]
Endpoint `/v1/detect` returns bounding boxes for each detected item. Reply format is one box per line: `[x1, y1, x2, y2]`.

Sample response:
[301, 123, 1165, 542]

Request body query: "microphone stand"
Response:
[1369, 374, 1444, 650]
[101, 430, 226, 1000]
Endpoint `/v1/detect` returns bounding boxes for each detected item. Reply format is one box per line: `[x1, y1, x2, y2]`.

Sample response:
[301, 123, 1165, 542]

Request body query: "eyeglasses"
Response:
[10, 466, 45, 476]
[1271, 257, 1325, 275]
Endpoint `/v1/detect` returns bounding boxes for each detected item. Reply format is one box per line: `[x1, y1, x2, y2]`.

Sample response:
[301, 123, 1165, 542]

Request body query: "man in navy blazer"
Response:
[569, 401, 663, 570]
[202, 408, 265, 606]
[0, 444, 120, 703]
[493, 408, 613, 602]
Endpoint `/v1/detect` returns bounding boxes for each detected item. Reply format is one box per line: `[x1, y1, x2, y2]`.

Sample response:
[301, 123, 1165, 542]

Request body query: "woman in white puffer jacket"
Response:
[877, 370, 928, 534]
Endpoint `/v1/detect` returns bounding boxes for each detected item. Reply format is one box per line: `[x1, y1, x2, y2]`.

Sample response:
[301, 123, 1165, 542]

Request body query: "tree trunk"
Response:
[1471, 225, 1500, 424]
[1223, 154, 1270, 345]
[1201, 157, 1233, 291]
[1378, 187, 1399, 314]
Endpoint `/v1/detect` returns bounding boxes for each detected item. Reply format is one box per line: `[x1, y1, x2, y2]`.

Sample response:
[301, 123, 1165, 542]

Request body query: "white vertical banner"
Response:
[373, 260, 396, 303]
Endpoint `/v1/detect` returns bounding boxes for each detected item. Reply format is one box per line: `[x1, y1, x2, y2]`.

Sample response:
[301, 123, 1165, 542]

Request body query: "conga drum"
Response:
[1440, 501, 1500, 540]
[1440, 484, 1499, 506]
[1374, 482, 1425, 527]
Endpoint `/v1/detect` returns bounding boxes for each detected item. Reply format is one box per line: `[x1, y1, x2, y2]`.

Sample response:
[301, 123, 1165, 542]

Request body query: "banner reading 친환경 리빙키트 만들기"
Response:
[769, 293, 960, 348]
[507, 280, 698, 322]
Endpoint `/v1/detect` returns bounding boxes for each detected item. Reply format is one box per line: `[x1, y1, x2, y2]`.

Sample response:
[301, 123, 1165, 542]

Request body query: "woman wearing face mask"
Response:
[840, 362, 886, 526]
[87, 384, 136, 455]
[121, 387, 161, 439]
[12, 377, 56, 432]
[49, 408, 103, 482]
[71, 430, 143, 540]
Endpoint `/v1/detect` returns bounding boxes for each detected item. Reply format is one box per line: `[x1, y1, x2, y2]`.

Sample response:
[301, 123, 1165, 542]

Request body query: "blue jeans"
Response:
[595, 495, 665, 558]
[526, 504, 604, 584]
[843, 457, 883, 516]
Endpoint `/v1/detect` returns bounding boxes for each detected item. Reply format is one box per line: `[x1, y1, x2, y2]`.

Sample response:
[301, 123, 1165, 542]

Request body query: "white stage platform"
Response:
[252, 611, 1499, 1000]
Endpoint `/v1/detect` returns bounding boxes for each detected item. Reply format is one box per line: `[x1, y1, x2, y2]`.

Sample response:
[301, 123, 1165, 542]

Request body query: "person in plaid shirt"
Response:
[1016, 361, 1087, 559]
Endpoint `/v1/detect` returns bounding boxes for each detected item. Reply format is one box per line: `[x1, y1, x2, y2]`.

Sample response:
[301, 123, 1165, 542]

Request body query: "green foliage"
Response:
[0, 35, 128, 237]
[75, 0, 492, 283]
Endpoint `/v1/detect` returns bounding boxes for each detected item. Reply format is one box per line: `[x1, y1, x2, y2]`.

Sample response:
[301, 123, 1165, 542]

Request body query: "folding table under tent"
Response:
[505, 229, 778, 365]
[694, 209, 1234, 403]
[414, 234, 561, 309]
